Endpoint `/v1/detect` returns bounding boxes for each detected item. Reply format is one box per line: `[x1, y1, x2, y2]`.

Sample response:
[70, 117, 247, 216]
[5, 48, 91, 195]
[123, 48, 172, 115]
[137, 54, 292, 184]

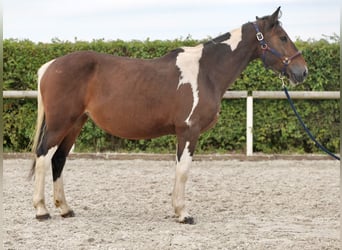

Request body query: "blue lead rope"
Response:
[283, 84, 340, 161]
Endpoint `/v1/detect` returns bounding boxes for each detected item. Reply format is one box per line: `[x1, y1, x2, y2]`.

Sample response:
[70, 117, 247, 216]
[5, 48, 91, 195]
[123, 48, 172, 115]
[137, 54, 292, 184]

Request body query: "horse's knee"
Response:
[175, 141, 192, 181]
[175, 166, 189, 182]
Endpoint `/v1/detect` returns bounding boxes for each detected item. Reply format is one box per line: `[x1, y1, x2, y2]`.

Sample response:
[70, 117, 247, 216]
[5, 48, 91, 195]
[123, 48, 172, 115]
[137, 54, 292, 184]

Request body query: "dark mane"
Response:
[260, 17, 282, 27]
[204, 32, 231, 46]
[257, 13, 282, 27]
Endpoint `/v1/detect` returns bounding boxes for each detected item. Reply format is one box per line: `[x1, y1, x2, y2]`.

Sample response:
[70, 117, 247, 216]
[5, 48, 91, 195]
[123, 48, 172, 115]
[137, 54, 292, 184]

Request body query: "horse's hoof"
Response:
[36, 213, 51, 221]
[180, 216, 195, 225]
[61, 210, 75, 218]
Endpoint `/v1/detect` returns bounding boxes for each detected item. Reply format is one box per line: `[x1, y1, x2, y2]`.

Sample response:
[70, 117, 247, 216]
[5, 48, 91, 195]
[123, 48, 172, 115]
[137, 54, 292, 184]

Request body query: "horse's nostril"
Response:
[303, 68, 308, 78]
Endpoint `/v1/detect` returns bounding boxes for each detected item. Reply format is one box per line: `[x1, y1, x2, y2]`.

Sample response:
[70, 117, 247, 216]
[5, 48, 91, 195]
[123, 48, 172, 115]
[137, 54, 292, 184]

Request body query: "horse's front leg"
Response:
[172, 132, 198, 224]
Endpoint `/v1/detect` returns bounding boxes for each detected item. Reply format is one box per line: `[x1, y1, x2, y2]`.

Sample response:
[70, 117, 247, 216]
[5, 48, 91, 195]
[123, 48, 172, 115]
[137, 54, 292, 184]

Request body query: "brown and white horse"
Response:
[30, 7, 307, 224]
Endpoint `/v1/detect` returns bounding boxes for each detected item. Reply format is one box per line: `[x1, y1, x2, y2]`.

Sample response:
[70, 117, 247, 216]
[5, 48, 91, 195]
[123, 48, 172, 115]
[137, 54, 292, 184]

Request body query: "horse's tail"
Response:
[30, 60, 55, 179]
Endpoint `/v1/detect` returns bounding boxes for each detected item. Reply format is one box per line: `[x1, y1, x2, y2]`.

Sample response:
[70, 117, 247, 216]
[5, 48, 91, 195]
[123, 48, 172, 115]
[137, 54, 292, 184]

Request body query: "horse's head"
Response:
[253, 7, 308, 84]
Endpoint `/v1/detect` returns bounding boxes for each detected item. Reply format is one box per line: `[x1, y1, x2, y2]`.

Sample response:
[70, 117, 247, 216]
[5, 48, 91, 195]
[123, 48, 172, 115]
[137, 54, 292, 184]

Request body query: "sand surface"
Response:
[3, 158, 340, 249]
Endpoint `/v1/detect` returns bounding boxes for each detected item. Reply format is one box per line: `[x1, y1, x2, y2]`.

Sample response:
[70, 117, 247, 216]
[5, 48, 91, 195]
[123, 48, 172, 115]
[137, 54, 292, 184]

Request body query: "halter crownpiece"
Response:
[252, 22, 301, 76]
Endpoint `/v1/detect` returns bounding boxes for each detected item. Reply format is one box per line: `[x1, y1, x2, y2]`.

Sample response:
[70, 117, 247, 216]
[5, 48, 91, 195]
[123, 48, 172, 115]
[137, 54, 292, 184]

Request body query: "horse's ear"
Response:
[269, 6, 281, 28]
[271, 7, 281, 22]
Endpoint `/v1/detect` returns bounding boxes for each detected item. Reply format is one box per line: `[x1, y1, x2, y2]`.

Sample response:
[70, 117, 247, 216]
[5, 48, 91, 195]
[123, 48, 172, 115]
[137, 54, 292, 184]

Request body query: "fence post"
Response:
[246, 96, 253, 156]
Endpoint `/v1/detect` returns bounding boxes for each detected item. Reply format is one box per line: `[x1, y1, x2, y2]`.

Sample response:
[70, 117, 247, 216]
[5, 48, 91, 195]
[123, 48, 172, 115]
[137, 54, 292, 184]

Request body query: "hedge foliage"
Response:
[3, 37, 340, 154]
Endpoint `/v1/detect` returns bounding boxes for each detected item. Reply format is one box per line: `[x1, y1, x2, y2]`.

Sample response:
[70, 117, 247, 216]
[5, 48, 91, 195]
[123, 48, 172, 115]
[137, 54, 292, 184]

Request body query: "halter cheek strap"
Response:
[252, 22, 301, 75]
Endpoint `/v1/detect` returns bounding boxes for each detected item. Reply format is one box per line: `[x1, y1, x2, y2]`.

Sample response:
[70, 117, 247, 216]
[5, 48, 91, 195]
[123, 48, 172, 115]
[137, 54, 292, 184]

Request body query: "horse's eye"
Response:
[280, 36, 287, 42]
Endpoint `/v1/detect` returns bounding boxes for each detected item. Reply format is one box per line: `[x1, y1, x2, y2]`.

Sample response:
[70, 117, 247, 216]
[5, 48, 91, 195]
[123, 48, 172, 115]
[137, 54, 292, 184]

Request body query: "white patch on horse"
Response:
[33, 145, 58, 217]
[38, 59, 56, 86]
[37, 60, 56, 117]
[222, 27, 242, 51]
[176, 45, 203, 126]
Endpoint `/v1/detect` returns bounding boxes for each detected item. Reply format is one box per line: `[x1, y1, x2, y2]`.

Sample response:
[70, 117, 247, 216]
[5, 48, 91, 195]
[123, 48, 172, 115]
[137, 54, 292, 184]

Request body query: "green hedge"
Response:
[3, 37, 340, 154]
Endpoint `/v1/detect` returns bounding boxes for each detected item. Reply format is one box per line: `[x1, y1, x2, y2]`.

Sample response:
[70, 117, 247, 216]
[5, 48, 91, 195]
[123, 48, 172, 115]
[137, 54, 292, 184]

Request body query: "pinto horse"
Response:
[30, 7, 307, 224]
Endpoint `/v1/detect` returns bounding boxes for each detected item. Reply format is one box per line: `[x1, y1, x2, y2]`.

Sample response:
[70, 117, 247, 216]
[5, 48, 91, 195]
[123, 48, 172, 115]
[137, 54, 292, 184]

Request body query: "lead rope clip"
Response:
[279, 74, 286, 88]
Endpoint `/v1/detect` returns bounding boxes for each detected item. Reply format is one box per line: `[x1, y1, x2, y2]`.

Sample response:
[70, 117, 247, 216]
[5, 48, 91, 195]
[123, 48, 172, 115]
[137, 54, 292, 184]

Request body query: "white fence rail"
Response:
[3, 90, 38, 98]
[3, 90, 340, 156]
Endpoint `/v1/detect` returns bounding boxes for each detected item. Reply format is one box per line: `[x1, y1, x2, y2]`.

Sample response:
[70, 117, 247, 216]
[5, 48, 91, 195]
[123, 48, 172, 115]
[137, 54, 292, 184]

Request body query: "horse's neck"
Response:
[202, 26, 258, 96]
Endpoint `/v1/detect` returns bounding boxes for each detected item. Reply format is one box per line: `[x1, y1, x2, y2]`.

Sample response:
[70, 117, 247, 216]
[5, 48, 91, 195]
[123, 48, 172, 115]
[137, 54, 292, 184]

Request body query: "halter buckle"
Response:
[283, 57, 290, 65]
[256, 32, 264, 41]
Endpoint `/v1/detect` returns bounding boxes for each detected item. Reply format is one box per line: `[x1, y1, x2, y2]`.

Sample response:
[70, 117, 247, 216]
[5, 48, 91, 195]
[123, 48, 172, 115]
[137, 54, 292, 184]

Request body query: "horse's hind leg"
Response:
[52, 114, 88, 218]
[33, 145, 58, 220]
[33, 114, 87, 220]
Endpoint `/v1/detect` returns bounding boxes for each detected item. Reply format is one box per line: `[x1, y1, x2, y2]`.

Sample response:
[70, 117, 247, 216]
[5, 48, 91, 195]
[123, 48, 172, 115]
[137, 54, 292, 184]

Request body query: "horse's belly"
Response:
[87, 109, 175, 140]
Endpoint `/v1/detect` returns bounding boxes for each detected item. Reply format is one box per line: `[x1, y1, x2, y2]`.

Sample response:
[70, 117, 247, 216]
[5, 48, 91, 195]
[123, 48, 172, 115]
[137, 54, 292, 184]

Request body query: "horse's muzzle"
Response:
[288, 65, 308, 84]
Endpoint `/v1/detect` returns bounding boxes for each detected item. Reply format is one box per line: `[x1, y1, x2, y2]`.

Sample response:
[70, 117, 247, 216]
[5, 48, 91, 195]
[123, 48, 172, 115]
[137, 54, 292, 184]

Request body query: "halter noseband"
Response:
[252, 22, 301, 76]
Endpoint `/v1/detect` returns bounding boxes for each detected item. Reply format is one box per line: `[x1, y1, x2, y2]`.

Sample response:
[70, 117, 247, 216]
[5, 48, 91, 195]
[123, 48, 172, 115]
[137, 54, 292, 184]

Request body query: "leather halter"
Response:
[252, 22, 301, 75]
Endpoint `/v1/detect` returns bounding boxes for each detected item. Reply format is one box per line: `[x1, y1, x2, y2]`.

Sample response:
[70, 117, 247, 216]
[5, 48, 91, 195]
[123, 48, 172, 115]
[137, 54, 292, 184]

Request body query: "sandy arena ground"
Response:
[3, 157, 340, 250]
